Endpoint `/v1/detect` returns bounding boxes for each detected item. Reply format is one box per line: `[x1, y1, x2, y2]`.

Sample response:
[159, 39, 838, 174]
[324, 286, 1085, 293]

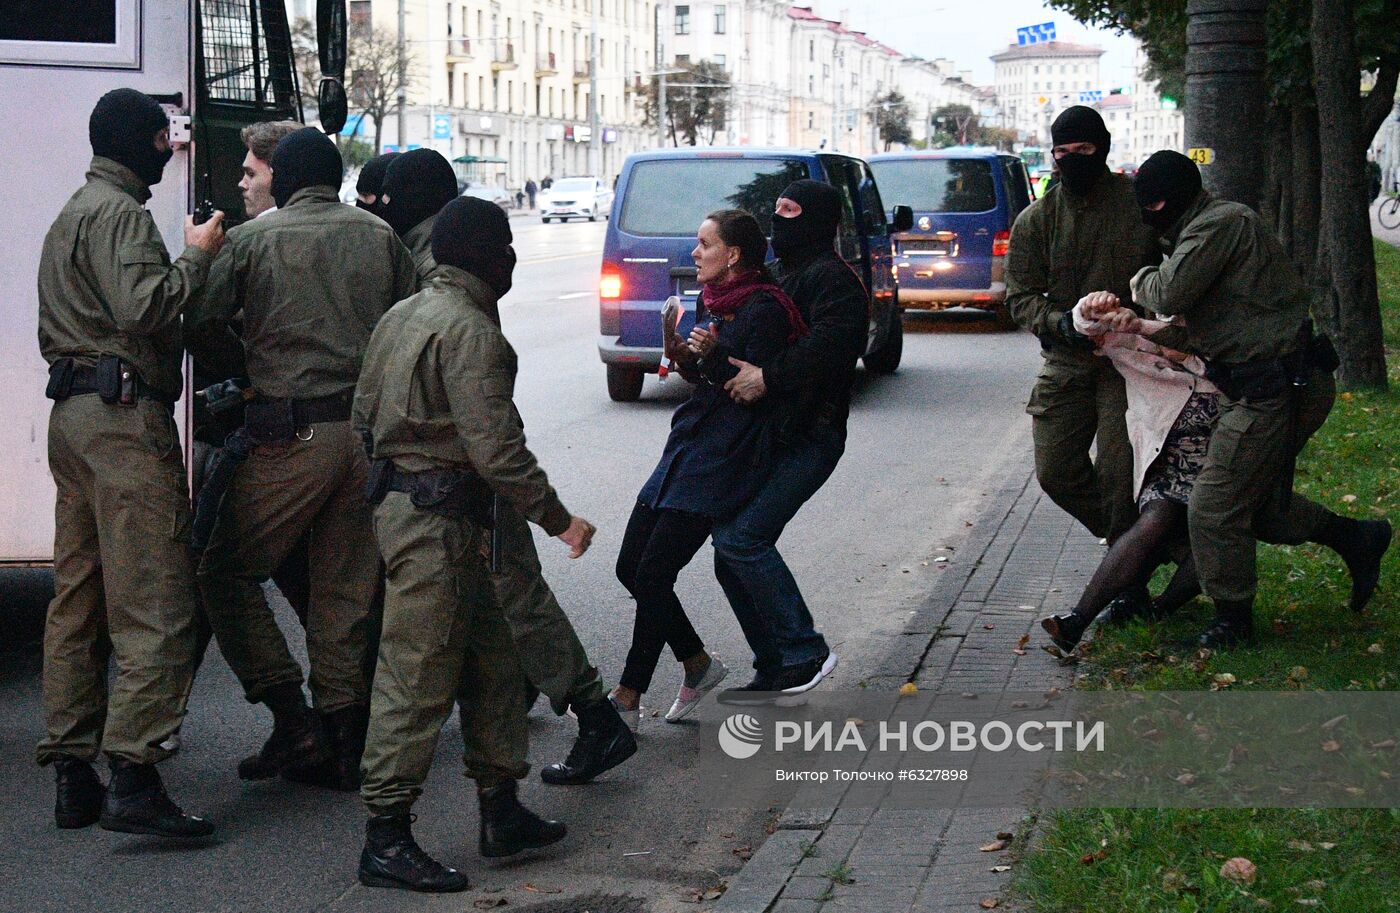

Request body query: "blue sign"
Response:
[1016, 22, 1056, 45]
[1078, 90, 1103, 103]
[433, 114, 451, 139]
[339, 113, 368, 137]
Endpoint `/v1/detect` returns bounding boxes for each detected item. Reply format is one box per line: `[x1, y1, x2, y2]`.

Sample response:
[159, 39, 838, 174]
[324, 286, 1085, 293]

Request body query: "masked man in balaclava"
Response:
[378, 149, 637, 788]
[716, 179, 862, 702]
[37, 88, 225, 839]
[188, 128, 417, 792]
[354, 151, 398, 218]
[1119, 150, 1391, 647]
[1003, 105, 1161, 617]
[353, 196, 596, 892]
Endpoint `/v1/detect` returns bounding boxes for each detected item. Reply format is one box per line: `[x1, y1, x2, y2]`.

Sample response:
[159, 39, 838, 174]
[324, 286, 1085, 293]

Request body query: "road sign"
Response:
[1078, 90, 1103, 104]
[432, 114, 451, 139]
[1016, 22, 1056, 46]
[1187, 147, 1214, 165]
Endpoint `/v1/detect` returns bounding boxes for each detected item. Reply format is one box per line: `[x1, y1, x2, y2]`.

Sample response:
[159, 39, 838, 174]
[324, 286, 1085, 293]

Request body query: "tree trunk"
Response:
[1291, 103, 1321, 283]
[1262, 103, 1292, 246]
[1312, 0, 1388, 388]
[372, 114, 383, 154]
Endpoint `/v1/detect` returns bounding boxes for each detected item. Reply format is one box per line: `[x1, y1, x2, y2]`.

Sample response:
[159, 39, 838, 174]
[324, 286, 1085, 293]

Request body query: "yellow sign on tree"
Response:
[1187, 147, 1215, 165]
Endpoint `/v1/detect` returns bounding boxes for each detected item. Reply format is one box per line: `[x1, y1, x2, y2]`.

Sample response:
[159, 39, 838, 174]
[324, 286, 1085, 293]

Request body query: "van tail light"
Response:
[599, 266, 622, 335]
[992, 230, 1010, 258]
[599, 270, 623, 299]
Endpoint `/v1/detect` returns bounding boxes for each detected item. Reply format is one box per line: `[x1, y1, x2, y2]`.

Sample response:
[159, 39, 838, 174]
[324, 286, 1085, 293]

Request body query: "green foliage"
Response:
[872, 90, 913, 150]
[929, 104, 1015, 150]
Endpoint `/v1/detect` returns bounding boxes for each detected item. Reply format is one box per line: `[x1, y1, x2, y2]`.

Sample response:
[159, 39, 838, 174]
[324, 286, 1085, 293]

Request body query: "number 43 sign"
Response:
[1187, 147, 1215, 165]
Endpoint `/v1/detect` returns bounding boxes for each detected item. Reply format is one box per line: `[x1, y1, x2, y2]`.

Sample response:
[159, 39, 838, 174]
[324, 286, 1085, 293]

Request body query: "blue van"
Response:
[868, 149, 1032, 324]
[598, 148, 912, 401]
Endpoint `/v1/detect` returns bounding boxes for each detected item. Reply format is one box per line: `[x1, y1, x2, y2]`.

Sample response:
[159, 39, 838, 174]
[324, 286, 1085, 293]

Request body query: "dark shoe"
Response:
[283, 703, 368, 792]
[478, 780, 567, 858]
[540, 698, 638, 785]
[99, 759, 213, 840]
[1197, 599, 1254, 650]
[1041, 613, 1089, 652]
[1103, 586, 1153, 626]
[769, 651, 838, 695]
[1343, 519, 1392, 612]
[718, 672, 781, 706]
[239, 695, 330, 781]
[53, 755, 103, 829]
[359, 813, 469, 893]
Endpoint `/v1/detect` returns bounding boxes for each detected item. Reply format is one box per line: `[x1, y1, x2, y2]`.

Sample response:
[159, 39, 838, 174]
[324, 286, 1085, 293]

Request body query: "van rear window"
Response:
[619, 158, 810, 237]
[869, 159, 997, 214]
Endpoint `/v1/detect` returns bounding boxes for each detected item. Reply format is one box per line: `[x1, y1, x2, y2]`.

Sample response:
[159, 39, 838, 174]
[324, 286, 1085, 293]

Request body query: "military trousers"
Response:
[491, 502, 604, 715]
[1189, 372, 1335, 603]
[1027, 352, 1136, 542]
[38, 396, 197, 766]
[197, 420, 376, 713]
[360, 494, 529, 815]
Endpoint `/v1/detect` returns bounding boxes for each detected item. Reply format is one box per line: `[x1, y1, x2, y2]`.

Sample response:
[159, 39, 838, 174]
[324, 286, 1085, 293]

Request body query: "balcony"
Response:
[623, 72, 642, 96]
[491, 43, 517, 72]
[535, 51, 557, 77]
[446, 37, 472, 58]
[572, 59, 592, 84]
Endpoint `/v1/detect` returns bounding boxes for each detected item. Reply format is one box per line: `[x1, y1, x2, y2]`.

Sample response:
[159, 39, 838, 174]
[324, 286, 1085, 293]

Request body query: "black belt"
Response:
[243, 389, 354, 445]
[281, 389, 355, 425]
[366, 460, 495, 527]
[46, 358, 176, 405]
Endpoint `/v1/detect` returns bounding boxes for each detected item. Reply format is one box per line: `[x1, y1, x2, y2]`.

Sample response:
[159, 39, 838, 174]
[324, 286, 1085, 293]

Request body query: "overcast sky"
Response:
[803, 0, 1140, 88]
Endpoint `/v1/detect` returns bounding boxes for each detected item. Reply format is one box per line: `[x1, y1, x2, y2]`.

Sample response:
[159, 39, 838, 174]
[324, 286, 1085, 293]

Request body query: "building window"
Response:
[822, 63, 829, 78]
[675, 53, 689, 65]
[714, 54, 725, 70]
[809, 40, 814, 61]
[808, 111, 814, 128]
[674, 5, 689, 34]
[714, 4, 725, 33]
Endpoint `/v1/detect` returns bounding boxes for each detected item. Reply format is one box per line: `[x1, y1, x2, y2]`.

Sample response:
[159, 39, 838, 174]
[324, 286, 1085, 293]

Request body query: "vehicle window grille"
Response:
[200, 0, 294, 108]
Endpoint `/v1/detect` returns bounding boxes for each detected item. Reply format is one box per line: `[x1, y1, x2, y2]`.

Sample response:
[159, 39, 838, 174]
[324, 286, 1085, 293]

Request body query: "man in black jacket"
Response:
[716, 179, 866, 702]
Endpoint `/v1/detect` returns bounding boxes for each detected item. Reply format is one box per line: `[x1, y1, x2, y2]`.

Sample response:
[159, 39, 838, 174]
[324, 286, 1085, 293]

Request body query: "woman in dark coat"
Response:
[612, 209, 807, 729]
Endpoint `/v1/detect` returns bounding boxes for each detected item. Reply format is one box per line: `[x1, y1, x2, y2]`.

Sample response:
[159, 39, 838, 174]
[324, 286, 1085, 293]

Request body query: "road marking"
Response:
[557, 291, 593, 300]
[520, 251, 601, 265]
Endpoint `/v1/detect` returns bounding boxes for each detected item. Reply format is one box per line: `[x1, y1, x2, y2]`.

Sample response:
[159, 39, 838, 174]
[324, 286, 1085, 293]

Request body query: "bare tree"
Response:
[639, 61, 729, 146]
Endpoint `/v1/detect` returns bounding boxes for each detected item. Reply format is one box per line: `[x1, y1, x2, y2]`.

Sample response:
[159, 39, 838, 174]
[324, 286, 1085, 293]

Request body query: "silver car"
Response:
[540, 176, 614, 223]
[461, 182, 513, 211]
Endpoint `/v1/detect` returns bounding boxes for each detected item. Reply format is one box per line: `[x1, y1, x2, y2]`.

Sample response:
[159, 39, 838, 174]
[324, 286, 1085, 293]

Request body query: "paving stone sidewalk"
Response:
[714, 468, 1102, 913]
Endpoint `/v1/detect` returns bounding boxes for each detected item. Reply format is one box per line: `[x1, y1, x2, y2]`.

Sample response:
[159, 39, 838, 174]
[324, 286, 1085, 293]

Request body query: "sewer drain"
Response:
[508, 892, 649, 913]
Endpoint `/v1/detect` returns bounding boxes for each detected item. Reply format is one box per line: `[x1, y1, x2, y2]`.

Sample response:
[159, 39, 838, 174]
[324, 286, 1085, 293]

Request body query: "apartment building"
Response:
[1119, 44, 1183, 167]
[991, 39, 1103, 144]
[355, 0, 655, 186]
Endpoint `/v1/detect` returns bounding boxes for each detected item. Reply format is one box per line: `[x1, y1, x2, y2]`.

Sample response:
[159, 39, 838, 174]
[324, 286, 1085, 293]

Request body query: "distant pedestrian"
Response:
[515, 188, 525, 209]
[541, 175, 553, 190]
[525, 178, 538, 208]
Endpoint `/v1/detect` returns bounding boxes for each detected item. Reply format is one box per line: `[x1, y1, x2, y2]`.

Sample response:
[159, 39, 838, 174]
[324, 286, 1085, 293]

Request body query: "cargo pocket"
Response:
[1025, 362, 1063, 417]
[1207, 405, 1255, 471]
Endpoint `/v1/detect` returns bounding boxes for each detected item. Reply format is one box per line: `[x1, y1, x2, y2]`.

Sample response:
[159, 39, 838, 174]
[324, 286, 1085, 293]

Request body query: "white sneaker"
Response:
[664, 653, 729, 723]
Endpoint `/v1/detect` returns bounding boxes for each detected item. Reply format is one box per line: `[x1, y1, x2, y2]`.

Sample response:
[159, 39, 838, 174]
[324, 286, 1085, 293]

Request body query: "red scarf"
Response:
[700, 269, 809, 343]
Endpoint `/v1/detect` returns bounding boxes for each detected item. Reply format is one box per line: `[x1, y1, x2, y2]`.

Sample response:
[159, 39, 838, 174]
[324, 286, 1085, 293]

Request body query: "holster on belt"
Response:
[45, 355, 168, 407]
[366, 460, 496, 530]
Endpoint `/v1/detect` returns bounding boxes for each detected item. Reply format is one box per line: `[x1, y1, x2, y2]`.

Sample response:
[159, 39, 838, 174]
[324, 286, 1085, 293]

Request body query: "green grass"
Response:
[1013, 241, 1400, 911]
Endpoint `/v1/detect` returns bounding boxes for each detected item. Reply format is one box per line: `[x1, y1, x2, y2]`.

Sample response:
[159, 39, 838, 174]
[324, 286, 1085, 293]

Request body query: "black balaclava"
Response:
[1050, 105, 1111, 196]
[431, 196, 516, 299]
[355, 152, 398, 216]
[89, 88, 173, 187]
[269, 127, 343, 209]
[382, 148, 460, 237]
[1134, 150, 1203, 235]
[770, 179, 842, 262]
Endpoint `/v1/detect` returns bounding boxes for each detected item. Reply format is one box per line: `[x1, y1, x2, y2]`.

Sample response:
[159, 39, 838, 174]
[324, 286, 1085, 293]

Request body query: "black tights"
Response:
[1071, 500, 1200, 622]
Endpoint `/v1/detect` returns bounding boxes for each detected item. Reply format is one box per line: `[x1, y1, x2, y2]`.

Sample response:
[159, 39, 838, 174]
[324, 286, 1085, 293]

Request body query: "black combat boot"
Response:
[238, 683, 330, 780]
[53, 754, 104, 829]
[358, 813, 469, 893]
[1197, 599, 1255, 650]
[1315, 516, 1393, 612]
[99, 757, 213, 839]
[283, 703, 368, 791]
[1040, 612, 1090, 653]
[540, 697, 638, 785]
[478, 779, 567, 858]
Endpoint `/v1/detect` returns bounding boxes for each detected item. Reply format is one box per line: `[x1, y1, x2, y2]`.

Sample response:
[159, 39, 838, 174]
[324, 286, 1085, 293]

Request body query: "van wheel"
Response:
[606, 365, 645, 402]
[542, 217, 551, 223]
[863, 310, 903, 375]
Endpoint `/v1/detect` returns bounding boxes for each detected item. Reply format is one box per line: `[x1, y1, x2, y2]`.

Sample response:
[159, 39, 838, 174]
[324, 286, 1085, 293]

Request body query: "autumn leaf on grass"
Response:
[1220, 857, 1257, 885]
[1321, 740, 1342, 753]
[1079, 849, 1108, 864]
[979, 899, 1000, 909]
[1211, 672, 1237, 690]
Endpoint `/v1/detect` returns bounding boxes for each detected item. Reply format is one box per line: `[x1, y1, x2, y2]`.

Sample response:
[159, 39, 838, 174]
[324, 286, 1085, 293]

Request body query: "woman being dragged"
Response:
[611, 209, 808, 729]
[1042, 291, 1218, 652]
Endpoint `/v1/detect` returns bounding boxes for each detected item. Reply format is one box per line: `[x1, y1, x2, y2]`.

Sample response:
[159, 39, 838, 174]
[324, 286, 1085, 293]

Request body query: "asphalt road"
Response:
[0, 218, 1042, 913]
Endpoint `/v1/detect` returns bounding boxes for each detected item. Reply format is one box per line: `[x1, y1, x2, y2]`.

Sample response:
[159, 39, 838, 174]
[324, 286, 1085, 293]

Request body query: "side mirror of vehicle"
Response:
[318, 77, 349, 135]
[890, 204, 914, 233]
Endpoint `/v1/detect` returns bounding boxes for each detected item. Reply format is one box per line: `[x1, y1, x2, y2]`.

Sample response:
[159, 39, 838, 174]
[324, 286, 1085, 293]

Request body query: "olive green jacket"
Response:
[38, 157, 213, 397]
[402, 216, 437, 285]
[1134, 192, 1311, 365]
[1005, 171, 1160, 363]
[187, 186, 417, 400]
[353, 264, 571, 536]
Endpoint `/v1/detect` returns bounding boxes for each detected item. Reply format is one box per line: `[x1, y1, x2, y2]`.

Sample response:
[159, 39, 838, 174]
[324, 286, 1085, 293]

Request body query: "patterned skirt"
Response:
[1139, 391, 1222, 508]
